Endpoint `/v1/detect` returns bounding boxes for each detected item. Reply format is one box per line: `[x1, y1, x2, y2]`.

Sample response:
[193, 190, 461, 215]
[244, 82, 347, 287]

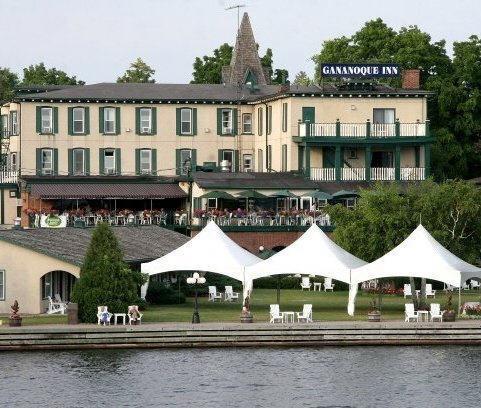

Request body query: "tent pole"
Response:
[458, 278, 462, 315]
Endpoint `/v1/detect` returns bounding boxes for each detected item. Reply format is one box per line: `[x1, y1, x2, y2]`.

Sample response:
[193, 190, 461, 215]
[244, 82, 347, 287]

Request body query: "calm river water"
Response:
[1, 346, 480, 407]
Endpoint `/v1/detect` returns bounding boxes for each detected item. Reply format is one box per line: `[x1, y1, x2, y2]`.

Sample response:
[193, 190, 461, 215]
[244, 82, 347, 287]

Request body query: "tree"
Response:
[71, 223, 145, 323]
[117, 58, 156, 83]
[293, 71, 312, 86]
[0, 68, 19, 102]
[22, 63, 84, 85]
[191, 43, 233, 84]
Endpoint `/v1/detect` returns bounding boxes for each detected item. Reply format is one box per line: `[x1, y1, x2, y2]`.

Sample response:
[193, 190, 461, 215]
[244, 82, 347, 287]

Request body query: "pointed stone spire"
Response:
[222, 13, 269, 85]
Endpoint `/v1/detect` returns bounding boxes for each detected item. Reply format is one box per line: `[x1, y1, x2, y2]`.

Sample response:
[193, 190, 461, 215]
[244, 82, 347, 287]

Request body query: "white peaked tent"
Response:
[348, 224, 481, 315]
[140, 221, 261, 300]
[246, 224, 367, 287]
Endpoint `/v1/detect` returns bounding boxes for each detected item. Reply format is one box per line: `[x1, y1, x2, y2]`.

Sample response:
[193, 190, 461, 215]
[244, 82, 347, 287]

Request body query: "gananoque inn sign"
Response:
[321, 63, 400, 78]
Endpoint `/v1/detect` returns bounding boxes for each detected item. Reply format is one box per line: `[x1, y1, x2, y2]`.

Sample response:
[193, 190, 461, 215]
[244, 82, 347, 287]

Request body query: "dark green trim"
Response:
[190, 225, 334, 233]
[35, 106, 56, 135]
[217, 108, 237, 136]
[68, 106, 89, 136]
[334, 145, 341, 181]
[365, 146, 371, 181]
[424, 144, 431, 178]
[99, 106, 119, 135]
[395, 145, 401, 181]
[176, 107, 196, 136]
[136, 107, 157, 135]
[293, 136, 434, 146]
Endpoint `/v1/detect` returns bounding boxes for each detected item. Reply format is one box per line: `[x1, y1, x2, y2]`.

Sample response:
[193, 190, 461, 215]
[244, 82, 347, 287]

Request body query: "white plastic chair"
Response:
[470, 280, 480, 290]
[269, 304, 283, 323]
[296, 304, 313, 323]
[430, 303, 443, 322]
[300, 276, 311, 291]
[46, 296, 67, 315]
[127, 305, 143, 325]
[97, 306, 113, 325]
[462, 282, 470, 290]
[324, 278, 335, 292]
[208, 286, 223, 302]
[224, 286, 239, 302]
[403, 284, 412, 298]
[426, 283, 436, 298]
[404, 303, 418, 322]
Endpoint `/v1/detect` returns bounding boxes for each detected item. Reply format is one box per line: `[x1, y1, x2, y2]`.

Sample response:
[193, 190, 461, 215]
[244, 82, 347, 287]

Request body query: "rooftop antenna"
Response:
[226, 4, 246, 31]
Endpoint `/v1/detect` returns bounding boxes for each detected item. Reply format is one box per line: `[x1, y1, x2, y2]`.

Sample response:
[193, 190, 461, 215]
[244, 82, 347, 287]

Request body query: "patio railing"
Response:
[193, 212, 331, 227]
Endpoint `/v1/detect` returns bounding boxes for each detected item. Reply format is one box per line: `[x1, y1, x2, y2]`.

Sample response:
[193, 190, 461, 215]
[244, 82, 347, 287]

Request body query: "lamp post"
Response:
[187, 272, 206, 324]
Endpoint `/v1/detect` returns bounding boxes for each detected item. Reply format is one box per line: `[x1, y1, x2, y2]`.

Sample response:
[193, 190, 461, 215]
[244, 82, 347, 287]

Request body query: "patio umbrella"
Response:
[199, 191, 236, 200]
[302, 190, 333, 200]
[332, 190, 358, 198]
[270, 190, 298, 198]
[237, 190, 268, 211]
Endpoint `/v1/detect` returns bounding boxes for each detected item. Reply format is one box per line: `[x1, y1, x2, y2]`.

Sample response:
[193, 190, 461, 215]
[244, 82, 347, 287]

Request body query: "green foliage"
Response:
[293, 71, 312, 86]
[22, 63, 84, 85]
[117, 58, 156, 83]
[71, 223, 145, 322]
[0, 68, 19, 102]
[146, 281, 185, 305]
[191, 43, 233, 84]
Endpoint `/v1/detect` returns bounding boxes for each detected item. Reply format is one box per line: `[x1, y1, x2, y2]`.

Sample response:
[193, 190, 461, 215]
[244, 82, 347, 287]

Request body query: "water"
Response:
[0, 346, 480, 408]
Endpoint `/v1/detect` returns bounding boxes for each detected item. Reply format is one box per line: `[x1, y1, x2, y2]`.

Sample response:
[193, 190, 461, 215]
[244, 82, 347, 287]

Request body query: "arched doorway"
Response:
[40, 270, 77, 308]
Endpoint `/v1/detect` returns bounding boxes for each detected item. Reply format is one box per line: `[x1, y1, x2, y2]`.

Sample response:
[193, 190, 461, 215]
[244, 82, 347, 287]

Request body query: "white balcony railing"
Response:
[370, 123, 396, 137]
[342, 167, 366, 181]
[401, 167, 425, 180]
[299, 122, 427, 138]
[311, 123, 336, 137]
[371, 167, 395, 180]
[299, 123, 307, 137]
[0, 171, 18, 184]
[310, 167, 336, 181]
[340, 123, 366, 138]
[399, 123, 426, 137]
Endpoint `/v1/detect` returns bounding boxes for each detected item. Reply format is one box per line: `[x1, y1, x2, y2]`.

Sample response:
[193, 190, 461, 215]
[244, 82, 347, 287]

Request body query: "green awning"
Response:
[332, 190, 358, 198]
[302, 190, 333, 200]
[270, 190, 298, 198]
[236, 190, 268, 199]
[199, 190, 236, 200]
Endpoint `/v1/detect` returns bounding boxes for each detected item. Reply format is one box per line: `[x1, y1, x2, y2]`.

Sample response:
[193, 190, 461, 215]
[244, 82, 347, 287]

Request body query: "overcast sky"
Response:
[2, 0, 480, 84]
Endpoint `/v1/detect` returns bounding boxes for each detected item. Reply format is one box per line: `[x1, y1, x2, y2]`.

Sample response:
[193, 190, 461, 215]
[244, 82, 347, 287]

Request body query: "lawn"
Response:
[2, 289, 480, 325]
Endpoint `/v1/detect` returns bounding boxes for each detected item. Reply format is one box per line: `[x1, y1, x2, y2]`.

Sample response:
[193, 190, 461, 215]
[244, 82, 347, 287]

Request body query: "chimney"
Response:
[402, 69, 420, 90]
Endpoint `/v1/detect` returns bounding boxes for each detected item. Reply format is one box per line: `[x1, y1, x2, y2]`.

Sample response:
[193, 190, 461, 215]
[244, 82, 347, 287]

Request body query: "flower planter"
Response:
[131, 320, 140, 325]
[367, 311, 381, 322]
[240, 312, 253, 323]
[443, 311, 456, 322]
[9, 317, 22, 327]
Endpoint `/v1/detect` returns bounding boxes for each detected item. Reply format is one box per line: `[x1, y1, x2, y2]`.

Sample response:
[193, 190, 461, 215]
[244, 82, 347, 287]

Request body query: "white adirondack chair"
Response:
[296, 304, 313, 323]
[300, 276, 311, 291]
[46, 296, 67, 315]
[403, 284, 412, 298]
[224, 286, 239, 302]
[404, 303, 418, 322]
[269, 304, 283, 323]
[426, 284, 436, 298]
[462, 281, 470, 290]
[97, 306, 113, 325]
[208, 286, 223, 302]
[127, 305, 143, 325]
[470, 280, 480, 290]
[324, 278, 335, 292]
[430, 303, 443, 322]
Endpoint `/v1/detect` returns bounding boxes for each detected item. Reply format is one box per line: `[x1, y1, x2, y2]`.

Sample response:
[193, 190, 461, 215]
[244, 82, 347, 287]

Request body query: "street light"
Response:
[187, 272, 206, 323]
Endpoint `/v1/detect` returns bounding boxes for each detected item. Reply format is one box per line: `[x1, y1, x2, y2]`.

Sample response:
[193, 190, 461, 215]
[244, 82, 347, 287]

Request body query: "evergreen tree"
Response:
[72, 223, 144, 323]
[293, 71, 312, 86]
[117, 58, 156, 83]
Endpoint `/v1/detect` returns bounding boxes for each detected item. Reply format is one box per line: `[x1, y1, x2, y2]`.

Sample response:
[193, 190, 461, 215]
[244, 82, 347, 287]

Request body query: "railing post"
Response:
[335, 145, 341, 182]
[305, 146, 311, 178]
[336, 119, 340, 138]
[425, 119, 430, 137]
[297, 119, 301, 137]
[366, 119, 371, 138]
[395, 119, 400, 137]
[365, 146, 371, 182]
[395, 145, 401, 181]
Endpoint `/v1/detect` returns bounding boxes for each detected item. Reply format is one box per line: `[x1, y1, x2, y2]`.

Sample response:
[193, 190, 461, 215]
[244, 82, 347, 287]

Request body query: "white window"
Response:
[41, 107, 53, 133]
[73, 149, 85, 175]
[41, 149, 53, 175]
[140, 108, 152, 134]
[222, 109, 233, 134]
[180, 108, 192, 135]
[10, 112, 18, 135]
[180, 149, 192, 175]
[104, 149, 116, 174]
[373, 108, 395, 124]
[222, 150, 234, 172]
[242, 113, 252, 134]
[0, 270, 4, 300]
[207, 198, 217, 210]
[73, 108, 85, 134]
[140, 149, 152, 174]
[9, 152, 17, 172]
[104, 108, 116, 134]
[243, 154, 253, 172]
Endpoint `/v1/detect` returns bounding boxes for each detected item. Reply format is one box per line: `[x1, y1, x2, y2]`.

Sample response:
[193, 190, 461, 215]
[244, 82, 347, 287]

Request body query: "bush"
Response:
[146, 281, 185, 305]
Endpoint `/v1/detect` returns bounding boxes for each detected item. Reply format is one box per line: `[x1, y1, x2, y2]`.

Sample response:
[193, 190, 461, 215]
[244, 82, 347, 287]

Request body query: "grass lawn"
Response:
[2, 289, 480, 325]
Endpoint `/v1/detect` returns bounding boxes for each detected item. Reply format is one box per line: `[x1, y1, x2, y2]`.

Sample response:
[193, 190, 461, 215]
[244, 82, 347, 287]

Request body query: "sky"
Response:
[1, 0, 480, 84]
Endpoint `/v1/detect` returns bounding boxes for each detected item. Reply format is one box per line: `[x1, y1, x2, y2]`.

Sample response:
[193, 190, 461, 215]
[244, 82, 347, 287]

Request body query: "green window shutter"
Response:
[68, 149, 73, 175]
[151, 149, 157, 174]
[84, 107, 90, 135]
[99, 108, 105, 133]
[191, 149, 197, 171]
[151, 107, 157, 135]
[234, 150, 239, 172]
[268, 106, 272, 135]
[53, 148, 59, 175]
[218, 149, 223, 166]
[233, 109, 238, 135]
[176, 108, 181, 135]
[68, 108, 73, 135]
[135, 108, 141, 135]
[135, 149, 141, 175]
[115, 148, 121, 174]
[36, 148, 41, 175]
[36, 107, 41, 133]
[175, 149, 181, 175]
[217, 108, 222, 135]
[115, 107, 121, 135]
[192, 108, 197, 135]
[53, 107, 59, 134]
[85, 148, 90, 175]
[99, 148, 105, 175]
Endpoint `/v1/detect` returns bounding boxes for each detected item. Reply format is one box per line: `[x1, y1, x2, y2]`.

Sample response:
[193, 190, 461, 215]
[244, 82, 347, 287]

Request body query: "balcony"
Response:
[298, 120, 428, 138]
[0, 171, 18, 184]
[310, 167, 425, 181]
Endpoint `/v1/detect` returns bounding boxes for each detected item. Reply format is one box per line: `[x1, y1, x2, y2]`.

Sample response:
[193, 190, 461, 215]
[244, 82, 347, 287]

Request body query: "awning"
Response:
[198, 190, 236, 200]
[270, 190, 298, 198]
[29, 183, 187, 199]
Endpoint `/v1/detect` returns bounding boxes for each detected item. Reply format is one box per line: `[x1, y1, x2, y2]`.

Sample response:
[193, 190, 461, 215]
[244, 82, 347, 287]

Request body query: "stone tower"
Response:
[222, 13, 269, 86]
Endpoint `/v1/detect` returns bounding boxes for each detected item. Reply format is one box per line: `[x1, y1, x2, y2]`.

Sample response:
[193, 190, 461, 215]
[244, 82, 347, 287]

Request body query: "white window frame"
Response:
[73, 148, 85, 176]
[180, 149, 192, 175]
[0, 270, 5, 301]
[207, 198, 218, 210]
[41, 107, 53, 134]
[103, 149, 116, 174]
[41, 148, 53, 175]
[140, 108, 152, 134]
[222, 150, 234, 172]
[72, 107, 85, 134]
[180, 108, 192, 135]
[242, 113, 252, 134]
[10, 111, 18, 135]
[140, 149, 152, 174]
[222, 109, 233, 135]
[243, 154, 253, 172]
[104, 107, 116, 134]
